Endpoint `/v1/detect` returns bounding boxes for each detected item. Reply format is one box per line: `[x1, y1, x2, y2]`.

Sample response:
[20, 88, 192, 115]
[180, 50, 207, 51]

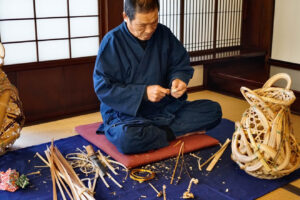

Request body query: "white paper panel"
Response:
[35, 0, 67, 18]
[69, 0, 98, 16]
[0, 20, 35, 42]
[70, 17, 99, 37]
[71, 37, 99, 58]
[3, 42, 37, 65]
[0, 0, 34, 19]
[271, 0, 300, 64]
[38, 40, 69, 61]
[37, 19, 69, 40]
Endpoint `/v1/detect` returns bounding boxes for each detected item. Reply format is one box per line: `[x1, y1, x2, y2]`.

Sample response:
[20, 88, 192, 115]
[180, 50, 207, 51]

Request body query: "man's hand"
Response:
[146, 85, 170, 102]
[171, 79, 187, 98]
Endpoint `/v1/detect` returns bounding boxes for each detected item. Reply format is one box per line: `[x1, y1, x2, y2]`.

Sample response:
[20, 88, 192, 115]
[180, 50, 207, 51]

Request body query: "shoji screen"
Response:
[159, 0, 243, 53]
[0, 0, 99, 65]
[0, 0, 37, 65]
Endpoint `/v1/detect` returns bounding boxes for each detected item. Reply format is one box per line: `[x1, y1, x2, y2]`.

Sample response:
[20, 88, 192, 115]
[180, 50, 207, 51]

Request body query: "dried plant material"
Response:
[182, 178, 198, 199]
[26, 171, 41, 176]
[206, 139, 231, 171]
[173, 140, 182, 147]
[176, 144, 186, 184]
[97, 150, 117, 175]
[231, 73, 300, 179]
[162, 185, 167, 200]
[34, 165, 49, 168]
[189, 153, 203, 171]
[170, 142, 184, 184]
[200, 139, 231, 169]
[37, 142, 95, 200]
[148, 182, 162, 197]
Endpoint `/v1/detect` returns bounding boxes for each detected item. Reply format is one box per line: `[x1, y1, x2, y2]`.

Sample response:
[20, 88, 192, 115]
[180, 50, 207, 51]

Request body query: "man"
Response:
[93, 0, 222, 154]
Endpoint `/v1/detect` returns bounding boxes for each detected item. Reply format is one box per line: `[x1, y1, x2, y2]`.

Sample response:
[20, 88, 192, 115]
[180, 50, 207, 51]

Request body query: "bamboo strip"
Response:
[97, 150, 117, 175]
[206, 139, 231, 171]
[45, 150, 68, 200]
[200, 140, 230, 169]
[45, 148, 57, 200]
[170, 142, 184, 184]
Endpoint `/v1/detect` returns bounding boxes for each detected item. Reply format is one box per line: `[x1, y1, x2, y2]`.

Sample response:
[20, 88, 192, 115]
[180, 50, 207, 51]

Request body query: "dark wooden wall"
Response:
[205, 0, 300, 114]
[3, 0, 124, 124]
[205, 0, 275, 91]
[241, 0, 275, 59]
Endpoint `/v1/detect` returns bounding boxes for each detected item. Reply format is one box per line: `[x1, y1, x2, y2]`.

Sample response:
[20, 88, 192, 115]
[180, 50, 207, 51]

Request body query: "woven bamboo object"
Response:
[231, 73, 300, 179]
[0, 43, 25, 156]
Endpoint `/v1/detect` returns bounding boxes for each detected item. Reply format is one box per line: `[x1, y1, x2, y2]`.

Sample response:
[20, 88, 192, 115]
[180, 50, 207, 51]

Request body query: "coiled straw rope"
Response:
[0, 43, 25, 156]
[231, 73, 300, 179]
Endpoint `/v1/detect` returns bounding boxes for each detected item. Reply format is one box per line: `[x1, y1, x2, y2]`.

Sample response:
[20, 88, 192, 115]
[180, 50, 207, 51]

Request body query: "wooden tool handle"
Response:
[85, 145, 96, 156]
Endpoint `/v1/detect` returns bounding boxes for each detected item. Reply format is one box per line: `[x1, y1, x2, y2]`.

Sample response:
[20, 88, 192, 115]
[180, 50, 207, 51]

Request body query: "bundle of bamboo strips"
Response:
[231, 73, 300, 179]
[37, 141, 95, 200]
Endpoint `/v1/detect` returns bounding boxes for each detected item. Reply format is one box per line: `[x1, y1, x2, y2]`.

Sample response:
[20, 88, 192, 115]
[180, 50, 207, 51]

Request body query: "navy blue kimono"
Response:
[94, 22, 222, 154]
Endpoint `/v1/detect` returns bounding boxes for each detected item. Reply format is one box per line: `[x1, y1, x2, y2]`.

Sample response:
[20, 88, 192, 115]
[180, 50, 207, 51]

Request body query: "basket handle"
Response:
[263, 73, 291, 90]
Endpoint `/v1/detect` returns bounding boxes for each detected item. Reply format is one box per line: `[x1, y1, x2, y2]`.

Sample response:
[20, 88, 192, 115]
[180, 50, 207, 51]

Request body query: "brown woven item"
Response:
[231, 73, 300, 179]
[0, 43, 25, 156]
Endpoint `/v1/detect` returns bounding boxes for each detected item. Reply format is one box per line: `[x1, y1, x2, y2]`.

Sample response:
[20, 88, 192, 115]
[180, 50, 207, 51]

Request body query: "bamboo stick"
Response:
[170, 142, 184, 184]
[200, 140, 229, 169]
[206, 139, 231, 171]
[97, 150, 117, 175]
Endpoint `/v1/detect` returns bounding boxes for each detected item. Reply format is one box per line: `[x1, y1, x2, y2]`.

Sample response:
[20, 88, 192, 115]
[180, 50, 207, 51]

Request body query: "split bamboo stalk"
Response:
[42, 142, 95, 200]
[170, 142, 184, 184]
[206, 139, 231, 171]
[97, 150, 117, 175]
[45, 150, 66, 200]
[200, 139, 230, 169]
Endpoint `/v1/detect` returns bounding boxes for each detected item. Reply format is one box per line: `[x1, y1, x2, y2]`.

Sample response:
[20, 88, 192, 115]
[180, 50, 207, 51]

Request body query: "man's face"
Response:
[124, 8, 158, 41]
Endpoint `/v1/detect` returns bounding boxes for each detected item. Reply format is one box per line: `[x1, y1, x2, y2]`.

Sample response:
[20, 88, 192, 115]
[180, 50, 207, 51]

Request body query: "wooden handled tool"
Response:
[85, 145, 107, 177]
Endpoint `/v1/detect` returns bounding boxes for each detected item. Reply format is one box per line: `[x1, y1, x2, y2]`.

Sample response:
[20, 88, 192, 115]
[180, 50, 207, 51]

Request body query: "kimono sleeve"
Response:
[167, 31, 194, 86]
[93, 36, 146, 116]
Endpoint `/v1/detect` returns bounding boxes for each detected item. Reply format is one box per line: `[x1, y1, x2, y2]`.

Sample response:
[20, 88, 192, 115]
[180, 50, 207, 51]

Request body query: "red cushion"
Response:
[75, 122, 219, 168]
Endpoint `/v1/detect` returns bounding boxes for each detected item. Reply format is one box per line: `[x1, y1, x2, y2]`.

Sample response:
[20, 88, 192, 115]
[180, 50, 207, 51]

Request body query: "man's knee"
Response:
[206, 100, 222, 129]
[212, 101, 222, 119]
[192, 99, 222, 118]
[114, 126, 146, 154]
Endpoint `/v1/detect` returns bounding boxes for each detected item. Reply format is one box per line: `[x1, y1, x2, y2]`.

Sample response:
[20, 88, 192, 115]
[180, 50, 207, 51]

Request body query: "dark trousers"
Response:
[104, 100, 222, 154]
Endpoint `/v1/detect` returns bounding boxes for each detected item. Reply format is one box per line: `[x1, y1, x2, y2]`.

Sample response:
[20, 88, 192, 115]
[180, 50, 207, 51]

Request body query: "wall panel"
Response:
[18, 67, 65, 121]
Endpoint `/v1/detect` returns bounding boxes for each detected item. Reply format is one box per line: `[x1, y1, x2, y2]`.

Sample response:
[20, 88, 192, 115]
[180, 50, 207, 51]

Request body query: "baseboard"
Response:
[187, 85, 205, 93]
[292, 90, 300, 115]
[268, 59, 300, 71]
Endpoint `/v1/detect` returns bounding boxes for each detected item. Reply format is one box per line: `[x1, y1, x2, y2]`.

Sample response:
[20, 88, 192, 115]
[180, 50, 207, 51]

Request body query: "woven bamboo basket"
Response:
[0, 43, 25, 156]
[231, 73, 300, 179]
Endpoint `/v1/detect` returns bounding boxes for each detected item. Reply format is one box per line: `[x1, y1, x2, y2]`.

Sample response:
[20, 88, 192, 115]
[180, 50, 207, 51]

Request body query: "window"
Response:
[0, 0, 99, 65]
[159, 0, 243, 54]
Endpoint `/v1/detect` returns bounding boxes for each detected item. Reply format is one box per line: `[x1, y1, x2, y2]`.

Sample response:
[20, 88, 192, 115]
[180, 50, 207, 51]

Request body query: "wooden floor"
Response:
[14, 90, 300, 200]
